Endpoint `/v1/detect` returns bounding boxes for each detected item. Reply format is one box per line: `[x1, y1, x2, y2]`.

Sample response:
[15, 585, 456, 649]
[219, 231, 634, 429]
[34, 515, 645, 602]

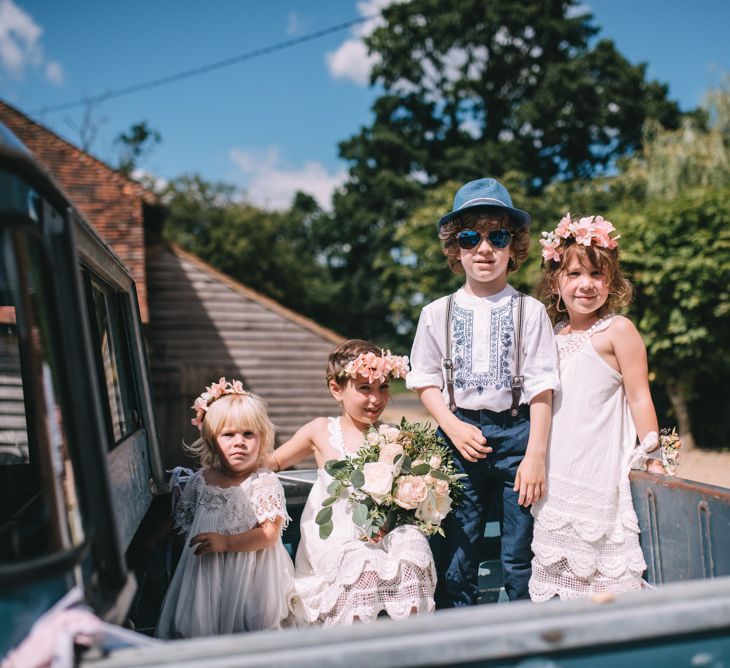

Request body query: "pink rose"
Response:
[555, 213, 572, 238]
[379, 441, 404, 467]
[361, 462, 395, 504]
[429, 454, 442, 469]
[394, 475, 428, 510]
[415, 489, 452, 525]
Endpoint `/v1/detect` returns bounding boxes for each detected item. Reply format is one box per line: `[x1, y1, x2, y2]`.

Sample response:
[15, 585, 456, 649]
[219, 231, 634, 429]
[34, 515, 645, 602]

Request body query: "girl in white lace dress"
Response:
[156, 380, 296, 638]
[268, 340, 436, 626]
[530, 215, 664, 602]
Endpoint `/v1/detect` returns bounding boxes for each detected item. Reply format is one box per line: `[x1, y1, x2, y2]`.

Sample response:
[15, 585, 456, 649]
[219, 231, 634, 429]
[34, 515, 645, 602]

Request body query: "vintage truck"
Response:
[1, 121, 729, 667]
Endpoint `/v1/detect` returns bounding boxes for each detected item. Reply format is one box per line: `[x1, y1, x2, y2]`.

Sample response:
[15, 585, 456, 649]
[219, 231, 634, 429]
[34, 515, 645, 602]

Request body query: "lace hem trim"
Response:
[530, 560, 643, 602]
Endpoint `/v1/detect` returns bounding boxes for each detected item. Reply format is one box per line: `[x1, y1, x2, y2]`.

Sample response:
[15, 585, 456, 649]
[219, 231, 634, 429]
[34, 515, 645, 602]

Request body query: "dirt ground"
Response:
[383, 394, 730, 490]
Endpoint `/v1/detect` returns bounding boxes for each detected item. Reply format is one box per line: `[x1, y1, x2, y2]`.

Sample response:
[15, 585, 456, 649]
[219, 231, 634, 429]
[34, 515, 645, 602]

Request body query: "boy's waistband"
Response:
[457, 404, 529, 425]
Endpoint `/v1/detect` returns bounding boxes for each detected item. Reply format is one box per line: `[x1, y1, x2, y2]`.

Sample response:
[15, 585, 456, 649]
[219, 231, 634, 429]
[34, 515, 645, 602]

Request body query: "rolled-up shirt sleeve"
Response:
[520, 302, 560, 403]
[406, 301, 446, 391]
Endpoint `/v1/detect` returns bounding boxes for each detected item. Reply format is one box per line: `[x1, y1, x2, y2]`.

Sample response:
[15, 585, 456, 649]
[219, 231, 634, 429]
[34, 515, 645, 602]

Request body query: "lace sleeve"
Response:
[173, 471, 200, 535]
[251, 471, 290, 529]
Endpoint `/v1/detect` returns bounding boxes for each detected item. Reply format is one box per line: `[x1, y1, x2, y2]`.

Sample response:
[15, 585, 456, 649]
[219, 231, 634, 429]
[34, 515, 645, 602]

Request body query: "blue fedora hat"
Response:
[437, 178, 530, 230]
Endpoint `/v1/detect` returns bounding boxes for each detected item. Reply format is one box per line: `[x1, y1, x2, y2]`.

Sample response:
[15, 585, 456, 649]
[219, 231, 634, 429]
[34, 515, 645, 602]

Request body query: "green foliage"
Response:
[115, 121, 161, 176]
[323, 0, 682, 346]
[160, 177, 338, 328]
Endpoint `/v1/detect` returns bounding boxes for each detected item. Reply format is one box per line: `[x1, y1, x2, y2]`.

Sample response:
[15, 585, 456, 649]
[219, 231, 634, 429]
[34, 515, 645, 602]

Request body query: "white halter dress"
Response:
[529, 317, 647, 601]
[293, 417, 436, 626]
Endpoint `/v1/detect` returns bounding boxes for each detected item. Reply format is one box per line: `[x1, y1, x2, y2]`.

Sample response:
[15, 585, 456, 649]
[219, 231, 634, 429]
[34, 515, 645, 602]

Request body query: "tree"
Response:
[115, 121, 162, 176]
[323, 0, 683, 347]
[160, 176, 338, 327]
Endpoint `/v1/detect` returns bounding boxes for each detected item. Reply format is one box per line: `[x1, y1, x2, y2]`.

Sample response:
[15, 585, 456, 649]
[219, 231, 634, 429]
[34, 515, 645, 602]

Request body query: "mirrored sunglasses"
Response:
[456, 229, 512, 250]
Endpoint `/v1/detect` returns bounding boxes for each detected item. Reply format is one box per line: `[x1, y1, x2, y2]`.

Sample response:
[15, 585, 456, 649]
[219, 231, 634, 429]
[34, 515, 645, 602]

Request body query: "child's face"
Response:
[329, 373, 390, 427]
[558, 255, 610, 318]
[215, 425, 260, 476]
[458, 221, 512, 291]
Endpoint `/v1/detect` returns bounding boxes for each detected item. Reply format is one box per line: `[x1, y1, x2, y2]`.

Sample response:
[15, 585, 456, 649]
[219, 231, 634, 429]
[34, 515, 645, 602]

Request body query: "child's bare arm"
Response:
[417, 386, 491, 463]
[613, 318, 659, 440]
[265, 419, 322, 471]
[514, 389, 552, 506]
[190, 517, 283, 555]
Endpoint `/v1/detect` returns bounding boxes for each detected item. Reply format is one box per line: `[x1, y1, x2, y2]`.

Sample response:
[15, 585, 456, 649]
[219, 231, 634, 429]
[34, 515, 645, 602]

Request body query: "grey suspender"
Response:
[442, 292, 525, 416]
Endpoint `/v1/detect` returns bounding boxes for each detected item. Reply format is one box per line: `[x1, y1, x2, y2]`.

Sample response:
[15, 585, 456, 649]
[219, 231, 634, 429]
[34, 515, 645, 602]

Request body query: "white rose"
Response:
[385, 427, 401, 443]
[394, 475, 428, 510]
[429, 454, 442, 469]
[432, 479, 449, 497]
[379, 441, 404, 467]
[415, 489, 452, 525]
[361, 461, 395, 504]
[366, 430, 381, 446]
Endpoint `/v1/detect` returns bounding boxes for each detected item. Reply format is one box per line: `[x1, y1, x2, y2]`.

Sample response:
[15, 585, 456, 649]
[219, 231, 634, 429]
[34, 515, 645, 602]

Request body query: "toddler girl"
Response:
[269, 340, 436, 626]
[156, 379, 295, 637]
[530, 215, 664, 602]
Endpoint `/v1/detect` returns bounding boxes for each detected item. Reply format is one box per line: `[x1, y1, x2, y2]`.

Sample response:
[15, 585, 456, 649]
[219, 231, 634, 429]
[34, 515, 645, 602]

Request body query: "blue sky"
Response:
[1, 0, 728, 210]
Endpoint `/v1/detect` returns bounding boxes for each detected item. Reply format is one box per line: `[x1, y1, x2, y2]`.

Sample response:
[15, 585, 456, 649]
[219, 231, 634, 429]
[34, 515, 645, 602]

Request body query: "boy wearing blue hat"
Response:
[407, 178, 559, 605]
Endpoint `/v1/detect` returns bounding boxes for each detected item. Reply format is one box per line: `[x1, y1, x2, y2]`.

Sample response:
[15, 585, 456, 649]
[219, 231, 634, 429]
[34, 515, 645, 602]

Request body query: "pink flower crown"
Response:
[341, 351, 410, 384]
[191, 377, 250, 430]
[540, 213, 620, 263]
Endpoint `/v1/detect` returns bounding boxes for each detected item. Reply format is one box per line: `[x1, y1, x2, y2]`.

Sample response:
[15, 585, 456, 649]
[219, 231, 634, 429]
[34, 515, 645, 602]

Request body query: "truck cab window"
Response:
[88, 279, 140, 446]
[0, 226, 84, 565]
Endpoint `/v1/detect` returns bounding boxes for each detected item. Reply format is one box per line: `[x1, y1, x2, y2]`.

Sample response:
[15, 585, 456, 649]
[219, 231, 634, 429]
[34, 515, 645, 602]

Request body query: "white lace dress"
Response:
[530, 317, 647, 602]
[156, 469, 296, 638]
[292, 417, 436, 626]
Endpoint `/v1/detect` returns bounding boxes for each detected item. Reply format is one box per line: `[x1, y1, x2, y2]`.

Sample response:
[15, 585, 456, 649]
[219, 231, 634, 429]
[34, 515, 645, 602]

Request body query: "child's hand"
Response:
[646, 459, 665, 475]
[190, 532, 229, 556]
[368, 526, 389, 544]
[514, 456, 546, 507]
[445, 420, 491, 463]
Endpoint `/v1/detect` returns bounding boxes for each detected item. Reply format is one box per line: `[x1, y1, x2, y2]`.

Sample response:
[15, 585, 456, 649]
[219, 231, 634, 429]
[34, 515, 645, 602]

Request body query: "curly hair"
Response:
[439, 208, 530, 275]
[326, 339, 383, 386]
[184, 393, 277, 468]
[539, 241, 634, 322]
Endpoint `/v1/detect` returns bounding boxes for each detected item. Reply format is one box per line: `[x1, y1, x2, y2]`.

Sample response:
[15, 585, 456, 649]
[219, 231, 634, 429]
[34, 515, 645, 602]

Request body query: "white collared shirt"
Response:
[407, 285, 559, 412]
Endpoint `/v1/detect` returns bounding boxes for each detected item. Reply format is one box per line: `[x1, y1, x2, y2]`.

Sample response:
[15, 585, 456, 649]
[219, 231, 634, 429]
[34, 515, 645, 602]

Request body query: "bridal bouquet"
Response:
[659, 427, 682, 477]
[316, 419, 464, 541]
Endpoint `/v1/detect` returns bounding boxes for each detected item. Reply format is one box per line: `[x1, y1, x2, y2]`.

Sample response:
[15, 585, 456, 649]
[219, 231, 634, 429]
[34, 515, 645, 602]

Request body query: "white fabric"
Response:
[156, 469, 296, 638]
[292, 418, 436, 627]
[407, 285, 559, 411]
[530, 316, 647, 602]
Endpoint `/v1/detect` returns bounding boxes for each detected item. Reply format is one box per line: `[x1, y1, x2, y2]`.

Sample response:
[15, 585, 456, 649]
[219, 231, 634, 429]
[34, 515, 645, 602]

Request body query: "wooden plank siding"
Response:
[145, 241, 343, 468]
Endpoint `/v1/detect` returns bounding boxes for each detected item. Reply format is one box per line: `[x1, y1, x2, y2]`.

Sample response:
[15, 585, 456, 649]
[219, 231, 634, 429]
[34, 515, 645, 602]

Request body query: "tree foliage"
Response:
[115, 121, 162, 176]
[322, 0, 682, 347]
[160, 176, 338, 327]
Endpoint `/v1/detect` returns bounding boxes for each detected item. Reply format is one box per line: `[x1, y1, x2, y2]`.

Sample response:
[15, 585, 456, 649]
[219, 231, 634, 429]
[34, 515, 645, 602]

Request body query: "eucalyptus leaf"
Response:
[327, 480, 340, 495]
[315, 506, 332, 525]
[319, 521, 333, 540]
[321, 495, 338, 507]
[352, 503, 369, 527]
[350, 469, 365, 488]
[411, 463, 430, 476]
[429, 469, 450, 481]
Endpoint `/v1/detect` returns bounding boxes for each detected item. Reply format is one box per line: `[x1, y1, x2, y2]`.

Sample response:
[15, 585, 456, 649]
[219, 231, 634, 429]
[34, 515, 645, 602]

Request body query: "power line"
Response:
[32, 15, 375, 115]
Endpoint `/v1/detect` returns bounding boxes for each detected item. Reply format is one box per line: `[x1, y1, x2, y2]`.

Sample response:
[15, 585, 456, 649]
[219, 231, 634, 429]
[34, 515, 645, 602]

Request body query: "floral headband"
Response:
[191, 377, 250, 430]
[339, 350, 410, 384]
[540, 213, 620, 263]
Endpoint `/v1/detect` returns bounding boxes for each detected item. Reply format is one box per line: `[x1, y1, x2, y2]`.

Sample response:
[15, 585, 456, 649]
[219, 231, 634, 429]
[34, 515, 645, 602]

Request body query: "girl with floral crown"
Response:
[267, 339, 436, 626]
[156, 381, 296, 638]
[529, 214, 664, 602]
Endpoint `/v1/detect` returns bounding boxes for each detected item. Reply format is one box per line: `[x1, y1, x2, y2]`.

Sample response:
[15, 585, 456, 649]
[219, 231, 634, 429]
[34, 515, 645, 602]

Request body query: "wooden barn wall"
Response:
[145, 242, 339, 469]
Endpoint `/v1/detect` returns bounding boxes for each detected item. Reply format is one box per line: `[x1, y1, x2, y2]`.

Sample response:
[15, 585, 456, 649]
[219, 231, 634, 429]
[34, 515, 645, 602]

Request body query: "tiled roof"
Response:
[0, 99, 152, 322]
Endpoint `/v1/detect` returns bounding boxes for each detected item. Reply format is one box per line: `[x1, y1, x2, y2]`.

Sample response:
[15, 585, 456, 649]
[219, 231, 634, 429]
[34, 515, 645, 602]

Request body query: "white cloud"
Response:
[229, 147, 347, 211]
[45, 60, 63, 85]
[0, 0, 63, 84]
[326, 0, 408, 86]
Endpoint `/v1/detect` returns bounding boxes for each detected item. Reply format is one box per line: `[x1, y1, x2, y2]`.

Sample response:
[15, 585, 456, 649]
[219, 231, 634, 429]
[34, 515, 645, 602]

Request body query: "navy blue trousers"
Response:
[431, 404, 533, 606]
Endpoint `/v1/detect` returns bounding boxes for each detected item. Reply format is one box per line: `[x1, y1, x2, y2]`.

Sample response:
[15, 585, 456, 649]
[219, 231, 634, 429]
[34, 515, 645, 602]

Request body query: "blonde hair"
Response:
[540, 241, 634, 321]
[326, 339, 382, 386]
[439, 208, 530, 274]
[185, 393, 276, 468]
